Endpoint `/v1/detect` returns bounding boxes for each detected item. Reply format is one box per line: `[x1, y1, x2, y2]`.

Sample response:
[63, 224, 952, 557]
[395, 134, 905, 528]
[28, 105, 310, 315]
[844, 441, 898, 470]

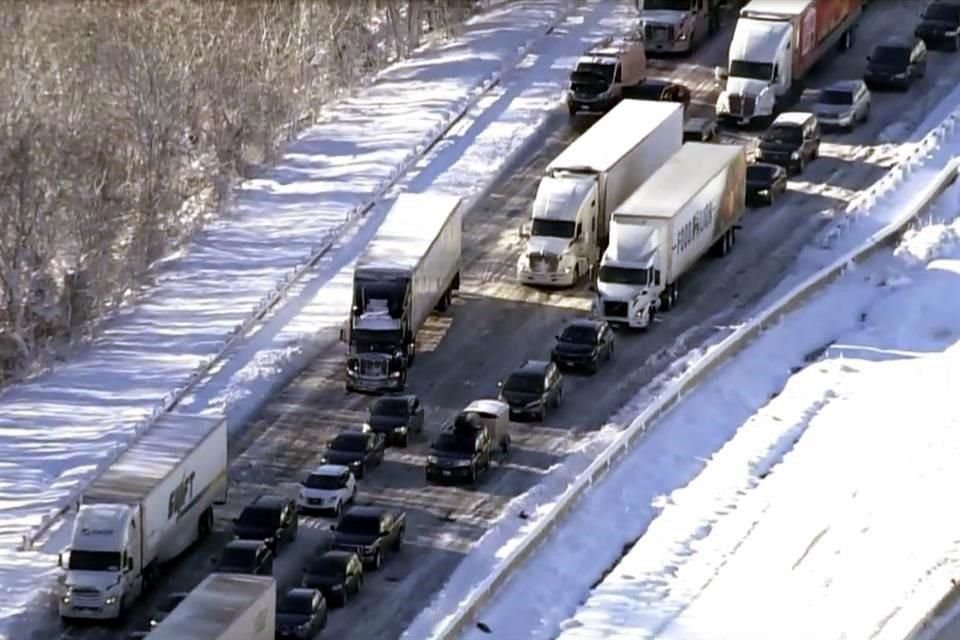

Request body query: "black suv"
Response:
[426, 419, 493, 484]
[865, 38, 927, 90]
[233, 495, 299, 553]
[216, 539, 274, 575]
[321, 430, 386, 479]
[915, 2, 960, 51]
[551, 319, 615, 374]
[498, 360, 563, 421]
[756, 112, 820, 175]
[366, 394, 424, 447]
[332, 506, 406, 570]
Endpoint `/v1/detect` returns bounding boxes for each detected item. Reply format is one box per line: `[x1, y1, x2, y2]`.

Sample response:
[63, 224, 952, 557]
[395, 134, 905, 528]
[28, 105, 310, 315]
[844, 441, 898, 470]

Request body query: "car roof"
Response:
[225, 539, 266, 550]
[515, 360, 551, 375]
[343, 505, 386, 518]
[310, 464, 350, 476]
[822, 80, 862, 94]
[333, 430, 369, 440]
[772, 111, 813, 126]
[251, 495, 288, 509]
[284, 587, 319, 599]
[566, 318, 603, 330]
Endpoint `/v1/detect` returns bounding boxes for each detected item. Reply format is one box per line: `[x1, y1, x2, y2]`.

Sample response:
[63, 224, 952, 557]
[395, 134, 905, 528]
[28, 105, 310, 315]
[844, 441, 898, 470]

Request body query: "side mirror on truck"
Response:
[714, 66, 728, 81]
[518, 224, 531, 239]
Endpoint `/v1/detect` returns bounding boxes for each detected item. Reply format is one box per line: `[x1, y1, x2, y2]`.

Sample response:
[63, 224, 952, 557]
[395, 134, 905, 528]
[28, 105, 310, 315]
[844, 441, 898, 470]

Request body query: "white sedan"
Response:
[298, 464, 357, 517]
[813, 80, 871, 130]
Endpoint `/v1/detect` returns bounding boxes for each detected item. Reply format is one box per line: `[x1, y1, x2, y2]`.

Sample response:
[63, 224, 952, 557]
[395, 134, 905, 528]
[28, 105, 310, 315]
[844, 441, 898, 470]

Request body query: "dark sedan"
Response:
[366, 394, 424, 447]
[320, 431, 385, 479]
[301, 551, 364, 607]
[275, 588, 328, 640]
[746, 162, 788, 207]
[551, 319, 615, 373]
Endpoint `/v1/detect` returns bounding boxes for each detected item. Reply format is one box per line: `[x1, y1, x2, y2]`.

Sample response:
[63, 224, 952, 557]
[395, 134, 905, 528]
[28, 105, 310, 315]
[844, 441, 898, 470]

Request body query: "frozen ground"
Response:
[0, 0, 569, 550]
[459, 153, 960, 639]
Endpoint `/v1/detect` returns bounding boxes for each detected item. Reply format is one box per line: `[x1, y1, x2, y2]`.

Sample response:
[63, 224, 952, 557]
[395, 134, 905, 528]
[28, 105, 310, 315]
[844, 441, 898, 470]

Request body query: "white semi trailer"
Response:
[148, 574, 276, 640]
[595, 142, 746, 329]
[58, 413, 228, 621]
[343, 193, 462, 393]
[517, 99, 683, 287]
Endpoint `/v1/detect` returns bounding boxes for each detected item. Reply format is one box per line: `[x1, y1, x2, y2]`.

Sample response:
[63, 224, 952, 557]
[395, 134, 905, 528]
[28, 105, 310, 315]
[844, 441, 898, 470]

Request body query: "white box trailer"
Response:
[59, 413, 228, 621]
[518, 99, 683, 287]
[148, 574, 276, 640]
[344, 193, 463, 392]
[596, 142, 746, 328]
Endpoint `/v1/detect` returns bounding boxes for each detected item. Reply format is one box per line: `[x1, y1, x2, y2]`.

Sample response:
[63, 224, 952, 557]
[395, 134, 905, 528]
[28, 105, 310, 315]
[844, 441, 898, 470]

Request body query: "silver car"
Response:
[813, 80, 871, 130]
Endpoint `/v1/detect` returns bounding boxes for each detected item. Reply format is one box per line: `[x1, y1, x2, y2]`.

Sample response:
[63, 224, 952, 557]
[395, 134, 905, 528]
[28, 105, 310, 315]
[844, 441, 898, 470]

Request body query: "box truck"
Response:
[595, 142, 746, 329]
[639, 0, 723, 55]
[148, 574, 276, 640]
[58, 413, 228, 621]
[716, 0, 862, 125]
[517, 99, 683, 288]
[342, 193, 462, 393]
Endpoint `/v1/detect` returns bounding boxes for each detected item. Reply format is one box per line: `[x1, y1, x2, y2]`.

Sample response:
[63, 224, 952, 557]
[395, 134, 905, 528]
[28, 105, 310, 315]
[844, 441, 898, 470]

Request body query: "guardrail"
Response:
[415, 116, 960, 639]
[16, 2, 577, 553]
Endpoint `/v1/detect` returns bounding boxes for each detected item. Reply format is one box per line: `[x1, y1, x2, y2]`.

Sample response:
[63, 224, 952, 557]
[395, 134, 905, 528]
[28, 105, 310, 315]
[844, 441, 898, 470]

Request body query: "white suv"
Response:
[298, 464, 357, 517]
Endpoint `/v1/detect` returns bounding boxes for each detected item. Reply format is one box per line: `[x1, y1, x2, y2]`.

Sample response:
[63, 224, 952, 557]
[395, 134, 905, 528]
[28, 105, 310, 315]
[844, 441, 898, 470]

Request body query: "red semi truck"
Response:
[716, 0, 863, 125]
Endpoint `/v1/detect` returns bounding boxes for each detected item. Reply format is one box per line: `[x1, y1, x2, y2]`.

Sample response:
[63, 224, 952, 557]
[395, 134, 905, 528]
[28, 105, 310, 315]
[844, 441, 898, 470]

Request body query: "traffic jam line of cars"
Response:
[51, 2, 960, 639]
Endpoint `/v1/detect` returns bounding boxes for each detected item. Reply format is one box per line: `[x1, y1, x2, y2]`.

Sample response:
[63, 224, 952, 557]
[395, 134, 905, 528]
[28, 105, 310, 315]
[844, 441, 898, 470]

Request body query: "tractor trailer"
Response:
[58, 413, 228, 621]
[596, 142, 746, 329]
[716, 0, 862, 125]
[517, 99, 683, 288]
[148, 574, 276, 640]
[343, 193, 462, 393]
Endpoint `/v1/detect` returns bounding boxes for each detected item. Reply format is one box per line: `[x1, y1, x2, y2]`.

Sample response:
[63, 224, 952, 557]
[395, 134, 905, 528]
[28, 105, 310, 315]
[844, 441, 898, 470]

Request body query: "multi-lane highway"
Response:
[47, 1, 960, 639]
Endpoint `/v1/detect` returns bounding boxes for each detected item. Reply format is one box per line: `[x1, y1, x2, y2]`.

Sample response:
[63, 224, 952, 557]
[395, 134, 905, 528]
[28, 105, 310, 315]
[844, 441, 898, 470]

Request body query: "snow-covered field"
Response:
[0, 0, 640, 635]
[457, 141, 960, 640]
[0, 0, 569, 550]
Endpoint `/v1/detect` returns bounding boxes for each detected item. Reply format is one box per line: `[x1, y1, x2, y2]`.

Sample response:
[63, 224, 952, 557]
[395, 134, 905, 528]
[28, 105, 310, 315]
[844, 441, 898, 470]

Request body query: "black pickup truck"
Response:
[331, 506, 405, 570]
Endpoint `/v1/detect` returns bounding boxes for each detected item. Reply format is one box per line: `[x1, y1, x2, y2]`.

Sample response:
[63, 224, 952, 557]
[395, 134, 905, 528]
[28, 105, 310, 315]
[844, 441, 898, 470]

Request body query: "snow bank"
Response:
[545, 160, 960, 640]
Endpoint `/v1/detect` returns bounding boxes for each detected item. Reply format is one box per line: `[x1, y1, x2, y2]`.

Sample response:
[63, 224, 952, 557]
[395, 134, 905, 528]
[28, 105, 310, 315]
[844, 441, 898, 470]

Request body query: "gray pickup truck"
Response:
[331, 506, 405, 570]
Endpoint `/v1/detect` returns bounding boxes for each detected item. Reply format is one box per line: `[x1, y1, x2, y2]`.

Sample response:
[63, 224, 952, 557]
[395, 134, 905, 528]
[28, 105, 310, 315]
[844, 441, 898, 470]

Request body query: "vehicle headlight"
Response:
[426, 455, 439, 464]
[390, 371, 401, 378]
[790, 151, 800, 160]
[297, 622, 311, 632]
[716, 93, 729, 111]
[454, 459, 472, 467]
[61, 596, 71, 604]
[104, 596, 117, 605]
[393, 425, 407, 433]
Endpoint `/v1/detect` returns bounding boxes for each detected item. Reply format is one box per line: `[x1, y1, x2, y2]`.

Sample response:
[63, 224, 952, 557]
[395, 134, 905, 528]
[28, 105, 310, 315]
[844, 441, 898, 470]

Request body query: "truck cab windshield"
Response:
[924, 4, 960, 21]
[571, 63, 615, 87]
[644, 0, 691, 10]
[354, 282, 403, 318]
[729, 60, 774, 81]
[68, 550, 122, 572]
[531, 219, 575, 239]
[354, 329, 402, 353]
[599, 265, 651, 285]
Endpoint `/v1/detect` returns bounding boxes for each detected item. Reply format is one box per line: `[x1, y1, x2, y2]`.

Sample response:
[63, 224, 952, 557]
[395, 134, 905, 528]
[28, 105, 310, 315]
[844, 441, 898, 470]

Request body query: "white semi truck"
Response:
[596, 142, 746, 329]
[343, 193, 462, 393]
[517, 99, 683, 288]
[716, 0, 862, 126]
[58, 412, 228, 621]
[148, 574, 276, 640]
[638, 0, 723, 55]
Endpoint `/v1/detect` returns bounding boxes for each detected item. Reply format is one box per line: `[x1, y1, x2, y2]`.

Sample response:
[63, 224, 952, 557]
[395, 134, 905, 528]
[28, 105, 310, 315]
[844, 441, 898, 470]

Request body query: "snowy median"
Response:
[0, 0, 575, 554]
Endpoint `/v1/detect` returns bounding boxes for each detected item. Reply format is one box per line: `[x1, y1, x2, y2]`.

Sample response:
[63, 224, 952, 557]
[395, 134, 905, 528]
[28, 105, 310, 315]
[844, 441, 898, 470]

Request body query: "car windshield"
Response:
[330, 433, 367, 452]
[307, 556, 346, 577]
[68, 550, 122, 572]
[220, 546, 254, 568]
[504, 372, 543, 393]
[818, 89, 853, 105]
[304, 473, 345, 490]
[729, 59, 774, 81]
[872, 46, 909, 66]
[572, 62, 615, 84]
[279, 594, 316, 615]
[337, 514, 381, 537]
[598, 265, 650, 285]
[559, 325, 597, 344]
[433, 432, 476, 455]
[747, 164, 777, 183]
[644, 0, 690, 10]
[763, 125, 803, 144]
[370, 397, 409, 418]
[531, 218, 575, 239]
[237, 506, 278, 527]
[924, 4, 959, 20]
